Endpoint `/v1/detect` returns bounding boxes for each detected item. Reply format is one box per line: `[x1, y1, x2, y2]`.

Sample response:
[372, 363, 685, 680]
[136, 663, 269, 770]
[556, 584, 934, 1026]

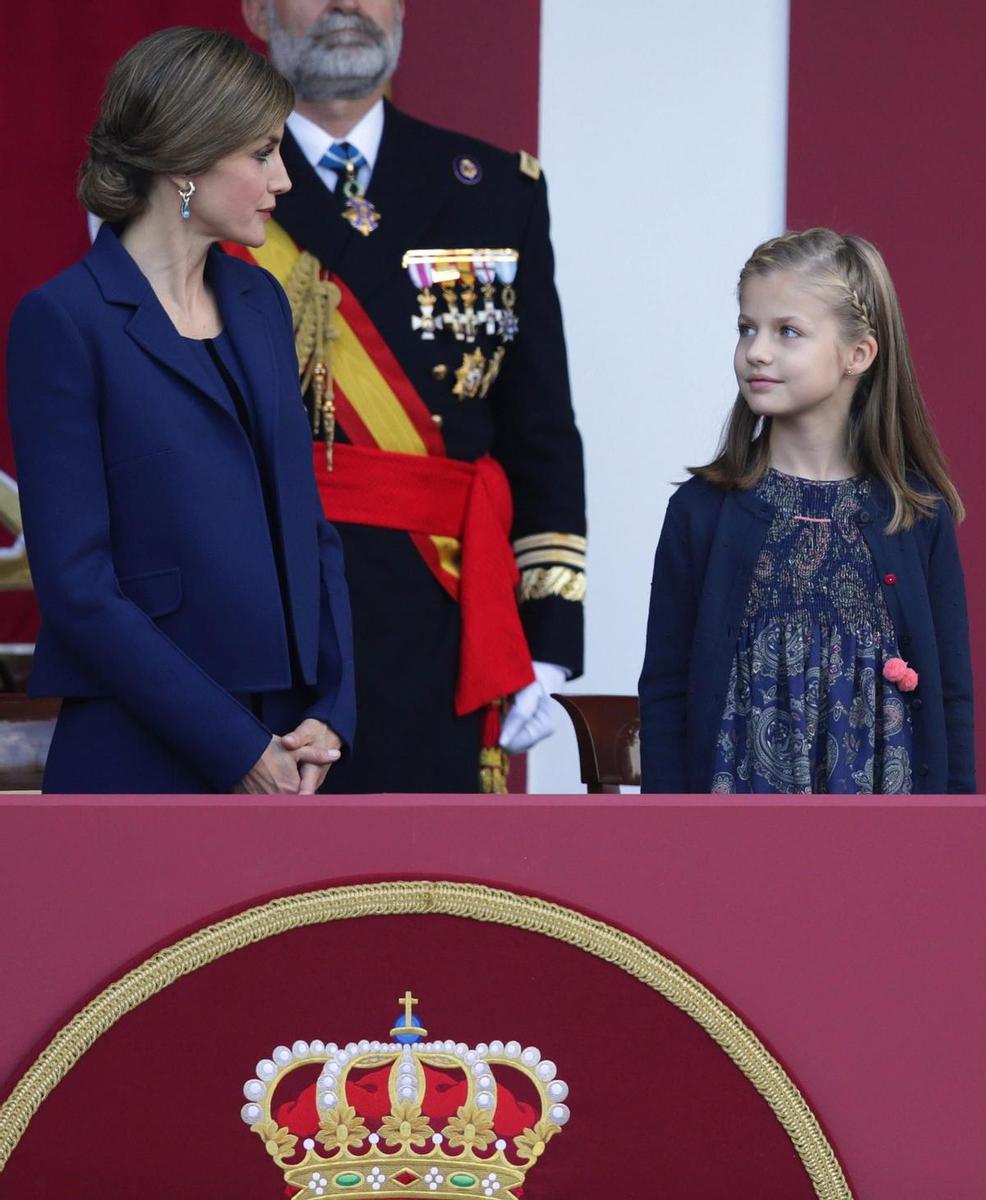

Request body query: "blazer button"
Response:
[918, 763, 929, 776]
[857, 511, 872, 525]
[911, 697, 923, 711]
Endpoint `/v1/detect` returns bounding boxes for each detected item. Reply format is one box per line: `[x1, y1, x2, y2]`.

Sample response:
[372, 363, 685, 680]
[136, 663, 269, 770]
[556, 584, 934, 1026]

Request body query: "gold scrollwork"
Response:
[517, 566, 587, 604]
[284, 252, 342, 465]
[0, 472, 32, 591]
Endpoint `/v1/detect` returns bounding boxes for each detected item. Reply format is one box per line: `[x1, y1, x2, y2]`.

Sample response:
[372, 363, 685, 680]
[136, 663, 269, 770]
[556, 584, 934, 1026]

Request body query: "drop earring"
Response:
[178, 180, 195, 221]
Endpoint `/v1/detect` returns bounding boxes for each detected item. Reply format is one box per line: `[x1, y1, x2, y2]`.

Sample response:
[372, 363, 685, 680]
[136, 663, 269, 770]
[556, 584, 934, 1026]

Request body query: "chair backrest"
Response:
[0, 649, 34, 693]
[0, 695, 59, 792]
[552, 694, 640, 793]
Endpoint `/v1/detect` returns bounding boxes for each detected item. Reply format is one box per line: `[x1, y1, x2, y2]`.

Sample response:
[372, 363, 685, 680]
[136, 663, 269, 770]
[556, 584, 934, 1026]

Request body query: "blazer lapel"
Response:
[208, 248, 280, 458]
[85, 224, 238, 421]
[125, 304, 236, 420]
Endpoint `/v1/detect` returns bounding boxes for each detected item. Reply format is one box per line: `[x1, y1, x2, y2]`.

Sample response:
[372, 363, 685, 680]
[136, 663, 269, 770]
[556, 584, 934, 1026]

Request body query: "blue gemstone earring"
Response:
[178, 180, 195, 221]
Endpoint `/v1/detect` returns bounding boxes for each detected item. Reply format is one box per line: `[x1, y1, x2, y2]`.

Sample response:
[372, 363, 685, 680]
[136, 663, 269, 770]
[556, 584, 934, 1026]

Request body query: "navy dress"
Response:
[711, 470, 913, 794]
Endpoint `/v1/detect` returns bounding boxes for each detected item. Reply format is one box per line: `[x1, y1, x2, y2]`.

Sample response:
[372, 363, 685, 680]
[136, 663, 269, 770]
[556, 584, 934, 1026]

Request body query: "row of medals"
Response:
[336, 179, 517, 401]
[404, 251, 520, 401]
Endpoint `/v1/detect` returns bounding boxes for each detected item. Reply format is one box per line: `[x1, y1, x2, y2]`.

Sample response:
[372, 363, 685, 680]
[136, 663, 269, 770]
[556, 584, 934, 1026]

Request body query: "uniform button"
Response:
[912, 697, 923, 711]
[431, 413, 444, 427]
[432, 364, 449, 381]
[918, 763, 929, 776]
[883, 573, 897, 585]
[857, 511, 872, 525]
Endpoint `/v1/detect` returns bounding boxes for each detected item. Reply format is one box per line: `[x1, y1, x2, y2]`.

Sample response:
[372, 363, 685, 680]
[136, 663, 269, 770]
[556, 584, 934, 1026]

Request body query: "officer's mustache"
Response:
[310, 12, 386, 49]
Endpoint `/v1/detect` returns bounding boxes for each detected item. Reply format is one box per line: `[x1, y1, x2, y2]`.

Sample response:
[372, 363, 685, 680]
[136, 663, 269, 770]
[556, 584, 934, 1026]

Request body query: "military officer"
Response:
[237, 0, 586, 792]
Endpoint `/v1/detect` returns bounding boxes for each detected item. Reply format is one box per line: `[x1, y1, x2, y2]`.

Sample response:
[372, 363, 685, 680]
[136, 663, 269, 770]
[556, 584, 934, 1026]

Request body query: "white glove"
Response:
[499, 661, 568, 754]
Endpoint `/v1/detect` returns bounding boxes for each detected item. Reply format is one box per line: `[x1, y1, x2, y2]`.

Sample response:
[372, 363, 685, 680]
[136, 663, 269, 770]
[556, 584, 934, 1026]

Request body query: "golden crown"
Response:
[240, 992, 570, 1199]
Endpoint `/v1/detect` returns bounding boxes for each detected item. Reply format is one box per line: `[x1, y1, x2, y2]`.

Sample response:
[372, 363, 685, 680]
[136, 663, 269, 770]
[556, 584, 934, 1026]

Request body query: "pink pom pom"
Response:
[882, 657, 907, 683]
[898, 667, 919, 692]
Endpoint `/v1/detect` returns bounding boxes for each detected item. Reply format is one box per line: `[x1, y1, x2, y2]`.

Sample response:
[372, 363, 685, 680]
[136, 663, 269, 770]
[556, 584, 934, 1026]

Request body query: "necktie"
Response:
[318, 141, 368, 200]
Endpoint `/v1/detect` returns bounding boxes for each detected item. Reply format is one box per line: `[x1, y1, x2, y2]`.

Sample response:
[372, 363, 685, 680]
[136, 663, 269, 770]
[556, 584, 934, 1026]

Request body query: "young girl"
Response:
[639, 228, 974, 794]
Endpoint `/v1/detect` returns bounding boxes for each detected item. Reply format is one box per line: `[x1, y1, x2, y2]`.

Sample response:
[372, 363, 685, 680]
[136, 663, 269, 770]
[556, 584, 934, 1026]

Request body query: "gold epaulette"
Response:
[518, 150, 541, 180]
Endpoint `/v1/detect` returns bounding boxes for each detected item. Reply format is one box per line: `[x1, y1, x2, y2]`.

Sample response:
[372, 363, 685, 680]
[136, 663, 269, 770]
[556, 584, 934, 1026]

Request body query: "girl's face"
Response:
[734, 270, 860, 422]
[184, 127, 292, 248]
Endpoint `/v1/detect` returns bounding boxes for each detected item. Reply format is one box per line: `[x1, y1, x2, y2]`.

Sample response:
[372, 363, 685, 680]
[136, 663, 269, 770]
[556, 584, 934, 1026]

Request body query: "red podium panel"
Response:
[1, 797, 985, 1199]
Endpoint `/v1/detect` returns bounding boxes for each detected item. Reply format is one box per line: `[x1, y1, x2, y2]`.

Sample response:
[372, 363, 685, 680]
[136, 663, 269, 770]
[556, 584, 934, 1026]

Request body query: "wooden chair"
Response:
[0, 695, 59, 792]
[552, 694, 640, 793]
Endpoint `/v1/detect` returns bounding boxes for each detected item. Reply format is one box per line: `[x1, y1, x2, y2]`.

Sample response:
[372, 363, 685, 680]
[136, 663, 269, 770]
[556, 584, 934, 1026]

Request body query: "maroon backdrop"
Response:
[787, 0, 986, 776]
[0, 1, 541, 643]
[393, 6, 540, 153]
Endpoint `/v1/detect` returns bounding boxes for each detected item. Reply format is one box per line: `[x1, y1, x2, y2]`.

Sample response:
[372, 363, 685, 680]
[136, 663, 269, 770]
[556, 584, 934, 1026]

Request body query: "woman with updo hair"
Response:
[6, 27, 355, 793]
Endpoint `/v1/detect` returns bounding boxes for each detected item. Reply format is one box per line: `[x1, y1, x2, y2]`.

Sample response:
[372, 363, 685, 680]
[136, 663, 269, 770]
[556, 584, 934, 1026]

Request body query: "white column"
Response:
[531, 0, 790, 792]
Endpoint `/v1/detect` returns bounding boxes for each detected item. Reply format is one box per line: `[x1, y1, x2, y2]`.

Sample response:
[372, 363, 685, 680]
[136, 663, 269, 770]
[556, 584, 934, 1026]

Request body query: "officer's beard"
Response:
[267, 3, 403, 101]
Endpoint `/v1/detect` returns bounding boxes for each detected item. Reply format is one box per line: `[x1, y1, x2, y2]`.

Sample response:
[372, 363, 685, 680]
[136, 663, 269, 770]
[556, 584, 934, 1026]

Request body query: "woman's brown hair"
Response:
[690, 227, 963, 531]
[78, 26, 294, 223]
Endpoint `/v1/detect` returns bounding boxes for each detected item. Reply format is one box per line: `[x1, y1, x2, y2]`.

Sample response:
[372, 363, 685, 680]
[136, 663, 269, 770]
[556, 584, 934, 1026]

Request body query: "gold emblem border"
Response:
[0, 880, 852, 1198]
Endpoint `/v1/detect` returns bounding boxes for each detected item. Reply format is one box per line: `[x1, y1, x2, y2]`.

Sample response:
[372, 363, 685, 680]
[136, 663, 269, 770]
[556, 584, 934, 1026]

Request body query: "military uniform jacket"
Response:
[261, 103, 586, 791]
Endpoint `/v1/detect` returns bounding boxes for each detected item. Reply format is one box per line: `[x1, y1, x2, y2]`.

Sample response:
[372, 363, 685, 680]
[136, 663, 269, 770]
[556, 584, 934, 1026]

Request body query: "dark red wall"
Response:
[788, 0, 986, 777]
[393, 2, 540, 153]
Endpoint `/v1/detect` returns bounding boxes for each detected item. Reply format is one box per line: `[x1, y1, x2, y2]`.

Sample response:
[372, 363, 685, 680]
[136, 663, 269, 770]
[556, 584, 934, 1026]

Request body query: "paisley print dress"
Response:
[711, 470, 913, 794]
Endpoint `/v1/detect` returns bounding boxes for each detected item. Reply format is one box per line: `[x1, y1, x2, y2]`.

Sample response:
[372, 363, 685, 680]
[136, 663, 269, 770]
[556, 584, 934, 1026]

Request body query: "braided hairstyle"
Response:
[691, 227, 963, 531]
[78, 26, 294, 223]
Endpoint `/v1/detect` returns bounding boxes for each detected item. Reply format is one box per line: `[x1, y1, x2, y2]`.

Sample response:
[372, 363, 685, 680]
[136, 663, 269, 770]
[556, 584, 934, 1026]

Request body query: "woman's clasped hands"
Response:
[236, 719, 342, 794]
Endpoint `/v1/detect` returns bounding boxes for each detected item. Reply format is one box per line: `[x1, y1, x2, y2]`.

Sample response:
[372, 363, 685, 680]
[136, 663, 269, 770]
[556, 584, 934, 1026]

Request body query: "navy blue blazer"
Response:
[6, 224, 356, 790]
[638, 475, 975, 794]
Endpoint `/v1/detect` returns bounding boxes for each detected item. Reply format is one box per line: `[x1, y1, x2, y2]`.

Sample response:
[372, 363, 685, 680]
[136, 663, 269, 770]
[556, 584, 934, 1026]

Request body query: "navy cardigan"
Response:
[638, 476, 975, 794]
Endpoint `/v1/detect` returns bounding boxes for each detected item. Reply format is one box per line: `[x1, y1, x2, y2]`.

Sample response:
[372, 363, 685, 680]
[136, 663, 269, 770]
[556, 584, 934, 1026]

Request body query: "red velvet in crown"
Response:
[278, 1063, 537, 1141]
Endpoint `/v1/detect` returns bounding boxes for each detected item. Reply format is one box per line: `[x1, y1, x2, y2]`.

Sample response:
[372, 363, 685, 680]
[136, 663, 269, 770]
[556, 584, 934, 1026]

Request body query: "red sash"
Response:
[315, 444, 534, 715]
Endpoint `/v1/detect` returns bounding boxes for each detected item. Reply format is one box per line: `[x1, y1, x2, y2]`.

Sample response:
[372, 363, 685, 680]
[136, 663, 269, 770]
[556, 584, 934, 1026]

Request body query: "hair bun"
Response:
[78, 125, 150, 222]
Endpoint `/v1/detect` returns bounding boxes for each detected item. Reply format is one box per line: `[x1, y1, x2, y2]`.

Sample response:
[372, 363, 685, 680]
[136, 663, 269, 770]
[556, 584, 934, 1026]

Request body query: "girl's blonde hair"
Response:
[690, 227, 963, 531]
[79, 27, 294, 223]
